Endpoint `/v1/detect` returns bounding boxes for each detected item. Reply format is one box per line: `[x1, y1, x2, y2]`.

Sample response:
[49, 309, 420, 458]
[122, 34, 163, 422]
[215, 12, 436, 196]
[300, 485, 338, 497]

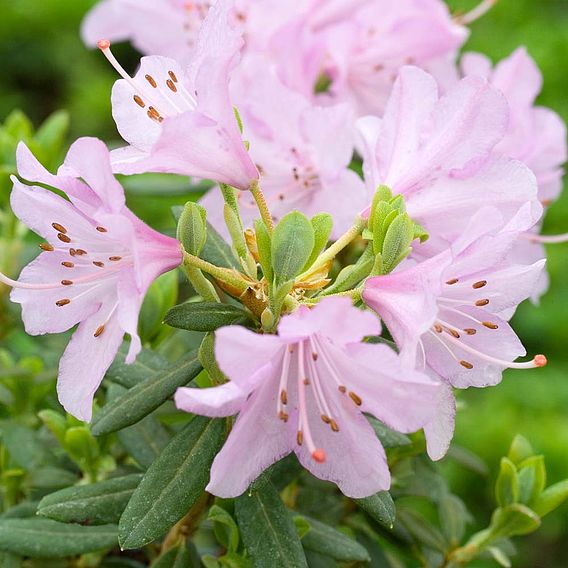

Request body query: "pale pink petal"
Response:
[81, 0, 130, 48]
[460, 52, 493, 79]
[423, 381, 455, 461]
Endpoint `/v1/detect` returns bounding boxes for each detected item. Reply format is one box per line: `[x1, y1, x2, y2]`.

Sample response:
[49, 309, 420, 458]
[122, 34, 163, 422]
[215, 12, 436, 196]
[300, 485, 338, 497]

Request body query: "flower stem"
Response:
[182, 251, 248, 294]
[250, 179, 274, 234]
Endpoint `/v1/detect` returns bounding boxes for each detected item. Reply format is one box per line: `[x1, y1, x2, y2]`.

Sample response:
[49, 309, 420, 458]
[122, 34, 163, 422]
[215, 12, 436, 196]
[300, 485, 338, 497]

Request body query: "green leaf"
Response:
[254, 219, 273, 282]
[381, 213, 414, 273]
[517, 455, 546, 506]
[0, 502, 39, 519]
[164, 302, 252, 332]
[199, 333, 227, 385]
[38, 474, 142, 525]
[0, 519, 117, 558]
[304, 550, 338, 568]
[64, 426, 99, 471]
[355, 491, 395, 529]
[1, 422, 55, 470]
[92, 352, 201, 435]
[323, 245, 374, 295]
[302, 213, 333, 272]
[4, 110, 33, 142]
[107, 347, 171, 389]
[34, 110, 69, 154]
[297, 515, 370, 562]
[119, 417, 225, 549]
[496, 457, 519, 507]
[439, 494, 471, 544]
[293, 516, 311, 539]
[177, 202, 207, 256]
[209, 505, 240, 553]
[271, 212, 315, 283]
[235, 483, 308, 568]
[488, 546, 512, 568]
[489, 504, 541, 540]
[151, 542, 195, 568]
[507, 435, 534, 466]
[367, 416, 411, 448]
[201, 222, 241, 269]
[397, 508, 447, 552]
[139, 271, 179, 343]
[533, 479, 568, 517]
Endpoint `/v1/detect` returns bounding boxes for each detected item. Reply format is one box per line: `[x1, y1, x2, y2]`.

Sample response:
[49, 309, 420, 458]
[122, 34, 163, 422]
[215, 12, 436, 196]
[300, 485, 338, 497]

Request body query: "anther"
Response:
[145, 74, 158, 88]
[61, 262, 74, 268]
[303, 378, 310, 386]
[166, 79, 177, 92]
[449, 329, 460, 339]
[460, 360, 474, 369]
[69, 248, 76, 256]
[109, 256, 122, 262]
[349, 391, 362, 406]
[52, 222, 67, 234]
[434, 324, 443, 333]
[58, 233, 71, 243]
[312, 449, 326, 463]
[94, 325, 105, 338]
[446, 278, 459, 285]
[278, 411, 289, 422]
[312, 352, 318, 361]
[133, 95, 145, 108]
[56, 299, 71, 307]
[483, 322, 499, 330]
[40, 243, 54, 252]
[288, 345, 294, 354]
[96, 226, 108, 233]
[297, 431, 303, 446]
[280, 390, 287, 405]
[321, 415, 331, 424]
[338, 385, 347, 394]
[61, 280, 73, 286]
[475, 299, 490, 307]
[473, 280, 487, 289]
[464, 328, 477, 335]
[75, 249, 87, 256]
[330, 420, 340, 433]
[93, 261, 105, 268]
[168, 70, 178, 83]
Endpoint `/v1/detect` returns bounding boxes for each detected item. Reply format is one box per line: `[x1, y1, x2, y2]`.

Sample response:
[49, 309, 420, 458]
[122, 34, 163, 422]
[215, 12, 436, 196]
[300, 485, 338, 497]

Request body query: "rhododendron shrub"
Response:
[0, 0, 566, 566]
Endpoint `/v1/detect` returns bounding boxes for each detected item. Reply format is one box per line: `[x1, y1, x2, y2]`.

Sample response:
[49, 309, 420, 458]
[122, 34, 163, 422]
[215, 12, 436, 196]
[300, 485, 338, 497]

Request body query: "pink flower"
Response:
[362, 207, 547, 460]
[0, 139, 182, 422]
[357, 66, 542, 253]
[201, 62, 367, 238]
[98, 0, 259, 190]
[175, 297, 441, 498]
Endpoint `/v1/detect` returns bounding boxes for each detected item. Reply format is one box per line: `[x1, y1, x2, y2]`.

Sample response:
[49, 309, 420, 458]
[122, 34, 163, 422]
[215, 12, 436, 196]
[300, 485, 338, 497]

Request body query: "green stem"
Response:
[182, 251, 248, 293]
[184, 266, 220, 302]
[304, 288, 362, 304]
[250, 179, 274, 234]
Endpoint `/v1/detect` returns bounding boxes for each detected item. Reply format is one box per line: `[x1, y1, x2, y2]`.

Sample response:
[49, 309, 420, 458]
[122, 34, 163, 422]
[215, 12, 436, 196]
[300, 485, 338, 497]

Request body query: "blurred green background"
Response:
[0, 0, 566, 566]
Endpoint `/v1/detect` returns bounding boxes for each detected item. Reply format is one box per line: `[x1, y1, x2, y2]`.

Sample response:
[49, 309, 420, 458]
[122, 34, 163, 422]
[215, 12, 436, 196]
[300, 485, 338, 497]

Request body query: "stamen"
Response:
[133, 95, 145, 108]
[312, 449, 326, 463]
[168, 70, 178, 83]
[56, 299, 71, 307]
[93, 261, 105, 268]
[349, 391, 362, 406]
[52, 223, 67, 234]
[457, 0, 498, 25]
[434, 324, 443, 333]
[338, 386, 346, 394]
[166, 79, 178, 92]
[145, 74, 158, 88]
[297, 431, 303, 445]
[94, 325, 105, 338]
[276, 347, 291, 418]
[61, 280, 73, 286]
[525, 232, 568, 245]
[312, 352, 318, 361]
[61, 262, 74, 268]
[321, 415, 331, 424]
[460, 360, 474, 369]
[75, 249, 87, 256]
[330, 420, 339, 433]
[475, 299, 489, 306]
[446, 278, 459, 285]
[96, 226, 108, 233]
[109, 256, 122, 262]
[464, 328, 477, 335]
[483, 321, 499, 330]
[472, 280, 487, 289]
[40, 243, 54, 252]
[58, 233, 71, 243]
[280, 390, 287, 405]
[278, 411, 289, 422]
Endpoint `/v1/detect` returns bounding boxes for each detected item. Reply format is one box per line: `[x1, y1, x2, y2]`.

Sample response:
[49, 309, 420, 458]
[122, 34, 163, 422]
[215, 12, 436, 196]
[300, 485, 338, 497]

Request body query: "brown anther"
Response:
[297, 431, 303, 446]
[483, 321, 499, 330]
[449, 329, 460, 339]
[464, 328, 477, 335]
[321, 415, 331, 424]
[280, 390, 288, 405]
[166, 79, 177, 92]
[338, 385, 347, 394]
[94, 325, 105, 338]
[52, 222, 67, 234]
[61, 280, 73, 286]
[473, 280, 487, 289]
[109, 256, 122, 262]
[278, 194, 285, 201]
[133, 95, 145, 108]
[434, 324, 443, 333]
[145, 74, 157, 88]
[75, 249, 87, 256]
[168, 70, 178, 83]
[69, 248, 76, 256]
[56, 299, 71, 307]
[96, 226, 108, 233]
[93, 261, 105, 268]
[58, 233, 71, 243]
[446, 278, 459, 285]
[475, 299, 490, 307]
[40, 243, 54, 252]
[349, 391, 363, 406]
[312, 352, 318, 361]
[61, 262, 74, 268]
[278, 411, 289, 423]
[460, 360, 474, 369]
[288, 345, 294, 354]
[330, 420, 340, 433]
[303, 378, 310, 386]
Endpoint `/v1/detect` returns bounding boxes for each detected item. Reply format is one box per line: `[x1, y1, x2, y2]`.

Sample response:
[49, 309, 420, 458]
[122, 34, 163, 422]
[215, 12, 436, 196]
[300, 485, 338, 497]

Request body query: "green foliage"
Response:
[164, 302, 253, 332]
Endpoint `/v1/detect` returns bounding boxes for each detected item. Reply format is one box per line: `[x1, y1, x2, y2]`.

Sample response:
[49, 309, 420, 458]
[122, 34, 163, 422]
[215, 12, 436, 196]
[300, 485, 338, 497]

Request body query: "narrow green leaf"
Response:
[439, 494, 471, 544]
[533, 479, 568, 517]
[202, 222, 241, 269]
[151, 542, 195, 568]
[496, 457, 519, 507]
[397, 508, 447, 552]
[236, 483, 308, 568]
[0, 519, 117, 558]
[488, 504, 541, 539]
[488, 546, 512, 568]
[517, 455, 546, 506]
[34, 110, 69, 151]
[119, 417, 225, 549]
[507, 435, 534, 466]
[107, 347, 171, 389]
[177, 201, 207, 256]
[302, 213, 333, 272]
[92, 352, 201, 435]
[164, 302, 252, 332]
[0, 502, 39, 519]
[367, 416, 411, 448]
[271, 212, 315, 283]
[297, 515, 370, 562]
[254, 219, 273, 282]
[381, 213, 414, 273]
[355, 491, 395, 529]
[38, 474, 142, 525]
[304, 550, 338, 568]
[209, 505, 240, 553]
[1, 422, 56, 470]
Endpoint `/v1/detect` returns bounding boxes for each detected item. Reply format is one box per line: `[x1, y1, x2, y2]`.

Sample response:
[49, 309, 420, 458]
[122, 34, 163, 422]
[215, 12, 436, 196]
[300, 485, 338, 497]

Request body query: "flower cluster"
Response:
[2, 0, 565, 500]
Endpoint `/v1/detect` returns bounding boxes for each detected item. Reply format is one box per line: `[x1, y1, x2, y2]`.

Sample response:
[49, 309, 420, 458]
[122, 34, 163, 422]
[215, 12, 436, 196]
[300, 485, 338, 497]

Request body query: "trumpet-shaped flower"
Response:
[99, 0, 258, 190]
[0, 139, 182, 422]
[357, 66, 543, 253]
[175, 297, 442, 498]
[363, 207, 547, 460]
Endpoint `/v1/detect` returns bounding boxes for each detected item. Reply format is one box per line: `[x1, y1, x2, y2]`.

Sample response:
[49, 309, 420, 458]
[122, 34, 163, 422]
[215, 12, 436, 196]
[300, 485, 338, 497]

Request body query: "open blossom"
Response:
[175, 297, 441, 498]
[363, 207, 547, 460]
[0, 139, 182, 422]
[99, 0, 258, 190]
[201, 62, 367, 238]
[357, 65, 542, 254]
